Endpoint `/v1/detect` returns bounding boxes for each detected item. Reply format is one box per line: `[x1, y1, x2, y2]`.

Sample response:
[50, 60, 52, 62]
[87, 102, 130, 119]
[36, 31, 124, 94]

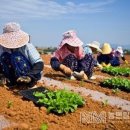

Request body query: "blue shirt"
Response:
[0, 43, 43, 65]
[83, 46, 92, 55]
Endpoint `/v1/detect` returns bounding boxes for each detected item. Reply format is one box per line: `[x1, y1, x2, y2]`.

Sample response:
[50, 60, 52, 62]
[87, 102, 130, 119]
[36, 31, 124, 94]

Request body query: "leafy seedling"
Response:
[40, 123, 48, 130]
[33, 89, 85, 114]
[79, 80, 85, 87]
[112, 88, 120, 94]
[102, 99, 108, 107]
[102, 77, 130, 92]
[7, 101, 13, 108]
[102, 66, 130, 76]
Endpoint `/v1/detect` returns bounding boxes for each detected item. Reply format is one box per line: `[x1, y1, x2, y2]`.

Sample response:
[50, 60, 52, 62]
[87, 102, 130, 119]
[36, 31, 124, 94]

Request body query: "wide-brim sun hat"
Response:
[116, 46, 123, 54]
[59, 30, 83, 48]
[101, 43, 112, 54]
[87, 41, 102, 52]
[0, 22, 29, 49]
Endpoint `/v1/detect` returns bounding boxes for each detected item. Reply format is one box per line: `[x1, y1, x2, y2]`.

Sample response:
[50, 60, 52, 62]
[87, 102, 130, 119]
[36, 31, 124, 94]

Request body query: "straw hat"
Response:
[59, 30, 83, 48]
[87, 41, 102, 52]
[0, 22, 29, 49]
[101, 43, 112, 54]
[116, 46, 123, 54]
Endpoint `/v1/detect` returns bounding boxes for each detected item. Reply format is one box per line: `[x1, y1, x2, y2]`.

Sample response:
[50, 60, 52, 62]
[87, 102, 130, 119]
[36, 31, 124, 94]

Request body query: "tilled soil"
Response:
[44, 67, 130, 101]
[0, 87, 130, 130]
[42, 54, 130, 101]
[0, 54, 130, 130]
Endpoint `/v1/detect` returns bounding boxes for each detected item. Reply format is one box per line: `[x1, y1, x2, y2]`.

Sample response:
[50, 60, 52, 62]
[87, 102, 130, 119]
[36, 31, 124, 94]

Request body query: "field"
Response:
[0, 54, 130, 130]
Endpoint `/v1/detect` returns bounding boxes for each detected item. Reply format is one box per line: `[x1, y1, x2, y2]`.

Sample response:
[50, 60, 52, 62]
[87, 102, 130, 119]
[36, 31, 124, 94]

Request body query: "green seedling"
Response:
[102, 77, 130, 92]
[33, 89, 85, 114]
[102, 99, 108, 107]
[7, 101, 13, 108]
[112, 88, 120, 94]
[79, 80, 85, 87]
[40, 123, 48, 130]
[102, 66, 130, 76]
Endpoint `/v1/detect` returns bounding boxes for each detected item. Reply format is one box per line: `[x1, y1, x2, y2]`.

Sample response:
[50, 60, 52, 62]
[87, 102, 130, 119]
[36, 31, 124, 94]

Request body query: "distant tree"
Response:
[124, 49, 130, 55]
[42, 47, 57, 54]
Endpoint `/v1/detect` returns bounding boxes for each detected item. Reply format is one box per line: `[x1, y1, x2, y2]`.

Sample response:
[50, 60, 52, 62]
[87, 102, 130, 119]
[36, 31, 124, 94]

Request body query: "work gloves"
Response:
[59, 64, 72, 76]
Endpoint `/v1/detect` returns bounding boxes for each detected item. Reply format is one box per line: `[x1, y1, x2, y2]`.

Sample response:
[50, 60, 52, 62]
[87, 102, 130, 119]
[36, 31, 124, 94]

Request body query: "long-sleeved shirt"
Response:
[0, 43, 43, 65]
[0, 43, 44, 80]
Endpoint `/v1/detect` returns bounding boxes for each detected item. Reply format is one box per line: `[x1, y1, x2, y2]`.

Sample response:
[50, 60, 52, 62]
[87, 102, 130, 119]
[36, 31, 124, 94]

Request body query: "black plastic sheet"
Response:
[19, 87, 47, 104]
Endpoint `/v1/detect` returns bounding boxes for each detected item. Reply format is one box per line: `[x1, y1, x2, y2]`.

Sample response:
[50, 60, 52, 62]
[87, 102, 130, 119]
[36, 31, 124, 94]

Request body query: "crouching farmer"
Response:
[50, 30, 95, 80]
[0, 22, 44, 86]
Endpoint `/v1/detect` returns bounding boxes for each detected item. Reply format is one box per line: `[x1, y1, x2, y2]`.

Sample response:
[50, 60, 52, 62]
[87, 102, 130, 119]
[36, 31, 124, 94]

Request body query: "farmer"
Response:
[0, 22, 44, 86]
[97, 43, 113, 67]
[50, 30, 95, 80]
[84, 41, 103, 69]
[112, 46, 128, 65]
[97, 43, 127, 67]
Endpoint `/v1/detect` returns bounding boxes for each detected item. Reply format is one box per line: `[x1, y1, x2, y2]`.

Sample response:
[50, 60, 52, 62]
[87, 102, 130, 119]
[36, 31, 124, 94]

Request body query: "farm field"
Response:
[0, 54, 130, 130]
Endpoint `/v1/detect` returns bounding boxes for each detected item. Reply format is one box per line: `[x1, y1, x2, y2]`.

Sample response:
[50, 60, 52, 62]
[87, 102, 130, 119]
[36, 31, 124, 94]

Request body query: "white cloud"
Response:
[0, 0, 116, 20]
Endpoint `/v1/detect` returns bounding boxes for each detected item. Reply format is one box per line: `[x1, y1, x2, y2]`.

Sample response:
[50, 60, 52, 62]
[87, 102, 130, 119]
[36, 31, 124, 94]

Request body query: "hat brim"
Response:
[87, 44, 102, 52]
[59, 37, 83, 48]
[101, 48, 112, 54]
[0, 30, 29, 49]
[116, 49, 123, 54]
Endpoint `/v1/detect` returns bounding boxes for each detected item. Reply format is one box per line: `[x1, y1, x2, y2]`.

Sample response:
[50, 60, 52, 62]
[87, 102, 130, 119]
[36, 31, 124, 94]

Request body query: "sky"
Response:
[0, 0, 130, 48]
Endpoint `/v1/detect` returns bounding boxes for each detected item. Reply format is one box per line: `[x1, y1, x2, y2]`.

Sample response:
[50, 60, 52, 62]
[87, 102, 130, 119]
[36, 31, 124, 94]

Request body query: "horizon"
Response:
[36, 43, 130, 50]
[0, 0, 130, 49]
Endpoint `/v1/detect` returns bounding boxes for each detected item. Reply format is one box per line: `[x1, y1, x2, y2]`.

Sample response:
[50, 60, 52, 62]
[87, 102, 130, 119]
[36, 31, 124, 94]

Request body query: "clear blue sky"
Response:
[0, 0, 130, 48]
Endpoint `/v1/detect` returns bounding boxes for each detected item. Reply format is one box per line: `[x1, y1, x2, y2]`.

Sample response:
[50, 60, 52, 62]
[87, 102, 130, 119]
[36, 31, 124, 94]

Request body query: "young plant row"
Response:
[33, 89, 85, 114]
[102, 77, 130, 92]
[102, 66, 130, 76]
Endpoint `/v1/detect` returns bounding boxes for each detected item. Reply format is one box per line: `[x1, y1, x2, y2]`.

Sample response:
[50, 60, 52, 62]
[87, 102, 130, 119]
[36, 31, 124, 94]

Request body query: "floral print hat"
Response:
[0, 22, 29, 49]
[58, 30, 83, 49]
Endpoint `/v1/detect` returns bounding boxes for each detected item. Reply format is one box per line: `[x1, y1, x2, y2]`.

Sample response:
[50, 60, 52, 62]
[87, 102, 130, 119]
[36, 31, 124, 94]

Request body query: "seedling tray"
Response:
[19, 87, 47, 104]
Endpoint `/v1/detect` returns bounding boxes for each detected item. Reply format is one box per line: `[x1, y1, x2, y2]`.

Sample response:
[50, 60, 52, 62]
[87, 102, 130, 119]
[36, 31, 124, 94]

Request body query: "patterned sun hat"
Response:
[59, 30, 83, 48]
[0, 22, 29, 49]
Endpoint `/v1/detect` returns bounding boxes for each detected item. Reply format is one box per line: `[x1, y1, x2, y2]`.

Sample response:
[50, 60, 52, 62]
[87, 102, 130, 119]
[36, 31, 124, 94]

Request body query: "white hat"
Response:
[116, 46, 123, 54]
[87, 41, 102, 52]
[0, 22, 29, 49]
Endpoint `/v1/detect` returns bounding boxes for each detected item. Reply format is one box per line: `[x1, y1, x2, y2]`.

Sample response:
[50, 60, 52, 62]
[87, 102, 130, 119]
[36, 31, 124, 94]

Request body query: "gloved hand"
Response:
[0, 73, 10, 88]
[101, 62, 107, 67]
[73, 71, 88, 80]
[60, 64, 72, 76]
[17, 76, 31, 83]
[125, 60, 128, 64]
[97, 64, 103, 70]
[106, 63, 111, 67]
[101, 62, 111, 67]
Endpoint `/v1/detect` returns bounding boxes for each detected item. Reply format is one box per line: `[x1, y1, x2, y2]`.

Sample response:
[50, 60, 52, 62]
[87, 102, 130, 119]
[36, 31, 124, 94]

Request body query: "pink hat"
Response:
[59, 30, 83, 48]
[0, 22, 29, 49]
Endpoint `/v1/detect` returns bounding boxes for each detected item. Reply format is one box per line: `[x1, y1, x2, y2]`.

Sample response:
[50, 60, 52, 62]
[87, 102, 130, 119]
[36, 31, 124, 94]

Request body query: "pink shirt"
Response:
[53, 45, 84, 62]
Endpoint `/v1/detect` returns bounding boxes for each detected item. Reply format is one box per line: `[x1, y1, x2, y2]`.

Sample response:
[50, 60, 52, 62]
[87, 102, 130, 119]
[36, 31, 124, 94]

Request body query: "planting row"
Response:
[101, 77, 130, 92]
[31, 76, 130, 115]
[102, 66, 130, 76]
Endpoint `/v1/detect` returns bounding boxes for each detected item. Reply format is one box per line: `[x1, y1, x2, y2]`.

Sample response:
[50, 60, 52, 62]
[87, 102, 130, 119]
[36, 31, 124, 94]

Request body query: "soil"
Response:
[0, 54, 130, 130]
[0, 87, 130, 130]
[42, 54, 130, 101]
